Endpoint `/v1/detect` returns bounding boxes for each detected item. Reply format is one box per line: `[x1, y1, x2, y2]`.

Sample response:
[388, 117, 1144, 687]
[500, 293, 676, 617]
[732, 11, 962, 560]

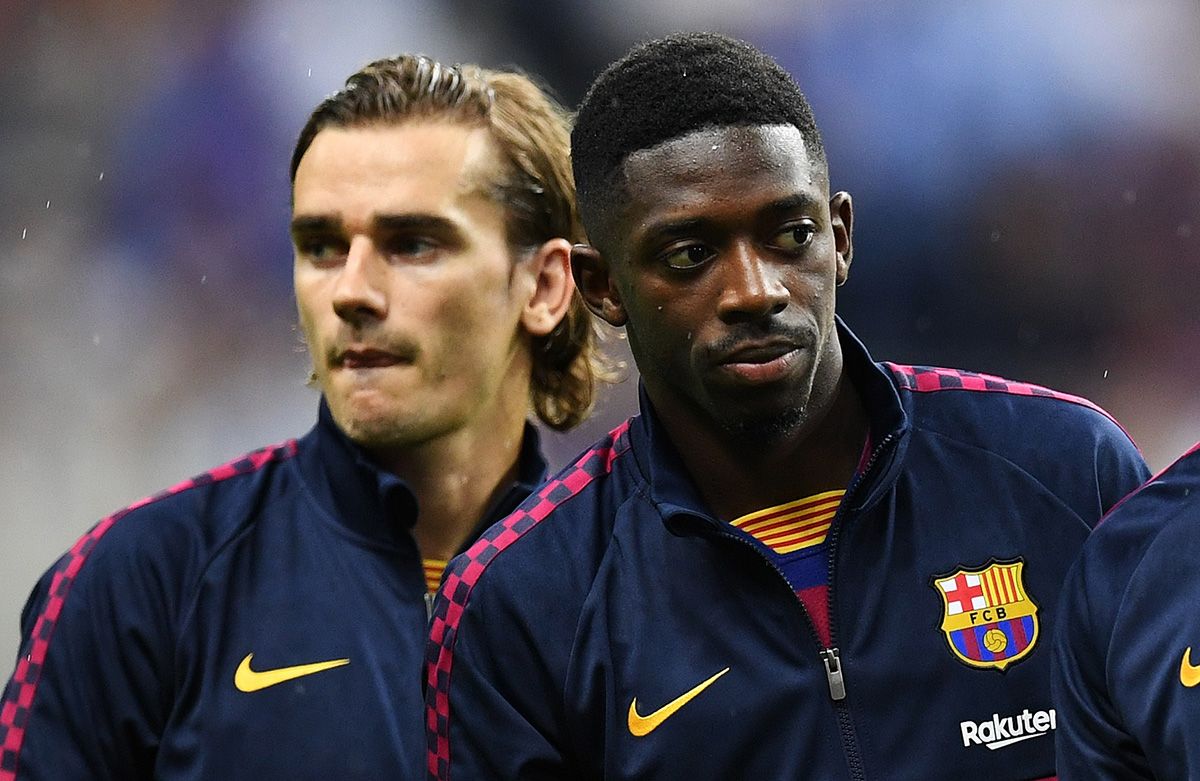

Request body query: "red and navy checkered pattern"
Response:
[1097, 438, 1200, 527]
[0, 441, 297, 781]
[424, 421, 631, 781]
[886, 363, 1127, 429]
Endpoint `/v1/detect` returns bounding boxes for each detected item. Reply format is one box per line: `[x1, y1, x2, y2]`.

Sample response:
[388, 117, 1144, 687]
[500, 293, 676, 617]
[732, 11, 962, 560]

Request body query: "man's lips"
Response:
[717, 340, 799, 364]
[335, 348, 409, 369]
[713, 341, 804, 384]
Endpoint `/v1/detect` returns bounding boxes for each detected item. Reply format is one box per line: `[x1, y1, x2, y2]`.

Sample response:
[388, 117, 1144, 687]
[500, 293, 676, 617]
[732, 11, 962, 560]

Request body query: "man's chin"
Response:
[328, 400, 420, 449]
[719, 403, 808, 445]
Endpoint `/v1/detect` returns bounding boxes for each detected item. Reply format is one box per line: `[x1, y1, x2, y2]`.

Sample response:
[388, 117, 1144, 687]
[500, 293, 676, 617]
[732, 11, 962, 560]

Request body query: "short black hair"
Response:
[571, 32, 826, 247]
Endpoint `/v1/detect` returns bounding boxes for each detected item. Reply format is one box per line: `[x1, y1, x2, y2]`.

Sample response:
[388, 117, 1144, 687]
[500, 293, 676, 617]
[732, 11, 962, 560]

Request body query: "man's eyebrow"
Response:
[371, 214, 459, 234]
[635, 217, 708, 246]
[289, 214, 461, 238]
[289, 215, 341, 237]
[759, 192, 824, 216]
[634, 192, 826, 246]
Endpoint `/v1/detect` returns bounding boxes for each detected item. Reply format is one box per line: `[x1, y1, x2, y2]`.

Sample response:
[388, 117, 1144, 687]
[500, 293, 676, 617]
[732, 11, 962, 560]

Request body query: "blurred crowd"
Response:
[1, 0, 1198, 654]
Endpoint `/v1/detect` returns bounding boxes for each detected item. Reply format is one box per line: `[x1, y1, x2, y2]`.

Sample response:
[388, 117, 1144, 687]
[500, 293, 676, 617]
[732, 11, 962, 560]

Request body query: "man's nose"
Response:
[331, 237, 388, 325]
[715, 241, 788, 323]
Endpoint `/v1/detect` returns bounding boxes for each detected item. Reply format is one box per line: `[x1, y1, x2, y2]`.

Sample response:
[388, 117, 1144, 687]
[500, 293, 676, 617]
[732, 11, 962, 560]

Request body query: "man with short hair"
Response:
[424, 33, 1148, 780]
[1053, 443, 1200, 779]
[0, 54, 600, 779]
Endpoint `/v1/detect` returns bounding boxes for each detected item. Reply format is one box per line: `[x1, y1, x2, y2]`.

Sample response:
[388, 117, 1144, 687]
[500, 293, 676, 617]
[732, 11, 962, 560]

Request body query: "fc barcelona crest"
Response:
[931, 558, 1039, 671]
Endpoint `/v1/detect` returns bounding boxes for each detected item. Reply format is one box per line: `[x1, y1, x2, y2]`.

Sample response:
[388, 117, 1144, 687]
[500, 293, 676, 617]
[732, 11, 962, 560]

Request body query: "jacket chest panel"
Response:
[160, 531, 428, 779]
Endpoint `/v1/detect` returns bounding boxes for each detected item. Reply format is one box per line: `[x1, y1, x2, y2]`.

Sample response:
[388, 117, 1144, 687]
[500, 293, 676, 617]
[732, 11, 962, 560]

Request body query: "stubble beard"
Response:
[721, 401, 809, 446]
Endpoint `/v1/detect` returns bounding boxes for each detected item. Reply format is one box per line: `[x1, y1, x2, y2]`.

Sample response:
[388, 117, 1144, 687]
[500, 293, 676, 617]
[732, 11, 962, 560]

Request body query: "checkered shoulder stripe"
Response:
[424, 421, 632, 781]
[0, 440, 298, 781]
[885, 362, 1130, 432]
[1098, 439, 1200, 527]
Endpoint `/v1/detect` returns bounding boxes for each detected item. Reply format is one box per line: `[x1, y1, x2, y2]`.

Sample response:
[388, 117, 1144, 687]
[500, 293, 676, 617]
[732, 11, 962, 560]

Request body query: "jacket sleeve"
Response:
[425, 554, 579, 781]
[1051, 544, 1153, 780]
[0, 519, 175, 780]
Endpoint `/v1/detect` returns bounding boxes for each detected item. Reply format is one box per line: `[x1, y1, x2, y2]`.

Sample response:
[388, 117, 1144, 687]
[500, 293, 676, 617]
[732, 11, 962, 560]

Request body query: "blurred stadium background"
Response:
[2, 0, 1198, 655]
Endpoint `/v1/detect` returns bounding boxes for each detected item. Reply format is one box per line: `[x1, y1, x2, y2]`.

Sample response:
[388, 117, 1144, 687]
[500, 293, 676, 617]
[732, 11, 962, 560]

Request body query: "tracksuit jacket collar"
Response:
[296, 399, 549, 552]
[631, 316, 910, 529]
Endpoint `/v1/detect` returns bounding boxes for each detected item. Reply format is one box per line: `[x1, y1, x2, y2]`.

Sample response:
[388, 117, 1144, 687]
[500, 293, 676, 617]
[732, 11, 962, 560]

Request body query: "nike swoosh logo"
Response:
[234, 653, 350, 692]
[1181, 647, 1200, 688]
[627, 667, 730, 737]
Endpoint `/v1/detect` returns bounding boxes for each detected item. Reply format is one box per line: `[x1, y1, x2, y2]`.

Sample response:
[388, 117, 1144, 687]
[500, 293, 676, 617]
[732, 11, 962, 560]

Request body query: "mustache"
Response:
[323, 334, 420, 365]
[705, 321, 815, 357]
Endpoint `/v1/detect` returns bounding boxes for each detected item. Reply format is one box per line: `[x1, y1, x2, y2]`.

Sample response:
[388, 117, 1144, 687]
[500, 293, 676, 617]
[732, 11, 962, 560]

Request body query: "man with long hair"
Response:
[1, 54, 602, 779]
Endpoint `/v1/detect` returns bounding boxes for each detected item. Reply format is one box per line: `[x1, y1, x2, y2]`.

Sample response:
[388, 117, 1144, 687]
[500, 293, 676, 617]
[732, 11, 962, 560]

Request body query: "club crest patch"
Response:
[931, 559, 1038, 671]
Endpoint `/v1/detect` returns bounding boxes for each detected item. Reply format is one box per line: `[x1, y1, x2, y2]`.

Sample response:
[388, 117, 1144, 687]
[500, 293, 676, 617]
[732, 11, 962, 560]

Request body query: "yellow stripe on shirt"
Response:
[730, 490, 845, 555]
[423, 558, 448, 594]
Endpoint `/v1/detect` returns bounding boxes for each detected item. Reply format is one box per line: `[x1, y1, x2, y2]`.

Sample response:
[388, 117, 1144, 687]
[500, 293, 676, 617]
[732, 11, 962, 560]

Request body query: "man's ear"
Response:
[519, 237, 574, 336]
[830, 191, 853, 285]
[570, 243, 627, 327]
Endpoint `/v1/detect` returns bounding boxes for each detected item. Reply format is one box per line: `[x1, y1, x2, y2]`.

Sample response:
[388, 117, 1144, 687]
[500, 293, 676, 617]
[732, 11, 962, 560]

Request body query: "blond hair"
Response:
[292, 55, 606, 431]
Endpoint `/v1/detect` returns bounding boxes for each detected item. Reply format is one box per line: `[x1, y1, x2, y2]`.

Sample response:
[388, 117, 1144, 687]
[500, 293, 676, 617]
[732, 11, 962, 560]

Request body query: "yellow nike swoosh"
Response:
[1181, 647, 1200, 688]
[234, 653, 350, 693]
[627, 667, 730, 737]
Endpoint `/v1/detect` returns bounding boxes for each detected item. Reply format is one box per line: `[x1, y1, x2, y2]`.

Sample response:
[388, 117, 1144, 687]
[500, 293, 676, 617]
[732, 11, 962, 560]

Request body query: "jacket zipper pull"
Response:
[820, 648, 847, 701]
[424, 591, 435, 622]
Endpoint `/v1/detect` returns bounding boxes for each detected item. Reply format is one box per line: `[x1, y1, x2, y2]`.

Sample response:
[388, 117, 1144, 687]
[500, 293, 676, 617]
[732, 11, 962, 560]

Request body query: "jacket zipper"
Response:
[712, 528, 864, 779]
[821, 431, 895, 781]
[710, 430, 895, 781]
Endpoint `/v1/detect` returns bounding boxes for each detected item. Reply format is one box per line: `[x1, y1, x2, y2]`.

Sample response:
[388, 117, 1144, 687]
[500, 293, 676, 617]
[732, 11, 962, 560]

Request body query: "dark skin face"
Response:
[573, 124, 864, 518]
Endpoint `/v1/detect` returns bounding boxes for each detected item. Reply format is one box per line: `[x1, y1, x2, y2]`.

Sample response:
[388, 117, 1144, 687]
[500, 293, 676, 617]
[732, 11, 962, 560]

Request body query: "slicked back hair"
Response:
[571, 32, 827, 249]
[291, 55, 604, 431]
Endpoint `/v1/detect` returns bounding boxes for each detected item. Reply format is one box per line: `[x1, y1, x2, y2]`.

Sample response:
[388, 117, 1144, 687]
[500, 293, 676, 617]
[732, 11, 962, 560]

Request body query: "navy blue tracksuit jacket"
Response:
[0, 401, 546, 780]
[1054, 442, 1200, 779]
[426, 321, 1148, 781]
